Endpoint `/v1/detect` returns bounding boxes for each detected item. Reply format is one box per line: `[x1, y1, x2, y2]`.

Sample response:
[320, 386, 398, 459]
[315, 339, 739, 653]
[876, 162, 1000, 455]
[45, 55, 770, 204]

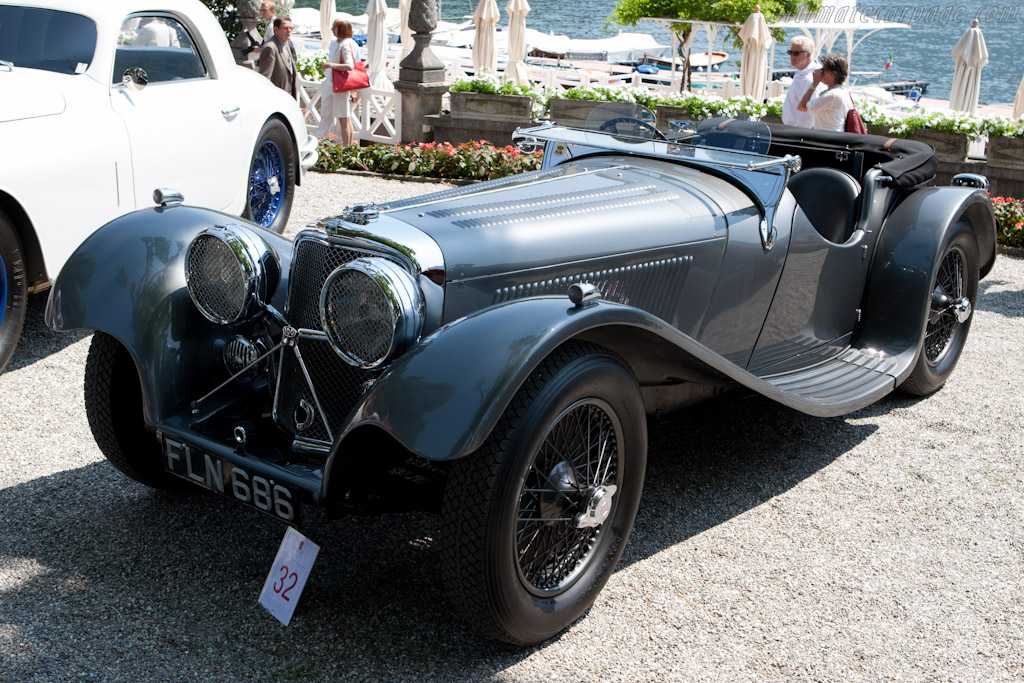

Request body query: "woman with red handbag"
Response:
[322, 20, 362, 146]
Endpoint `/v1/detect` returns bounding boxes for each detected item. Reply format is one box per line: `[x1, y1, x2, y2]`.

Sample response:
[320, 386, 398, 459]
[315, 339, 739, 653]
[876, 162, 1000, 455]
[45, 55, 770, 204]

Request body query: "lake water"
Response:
[295, 0, 1023, 104]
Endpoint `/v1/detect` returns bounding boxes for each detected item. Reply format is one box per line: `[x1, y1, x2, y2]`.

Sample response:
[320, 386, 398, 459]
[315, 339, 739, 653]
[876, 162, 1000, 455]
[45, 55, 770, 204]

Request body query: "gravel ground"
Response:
[1, 171, 1022, 682]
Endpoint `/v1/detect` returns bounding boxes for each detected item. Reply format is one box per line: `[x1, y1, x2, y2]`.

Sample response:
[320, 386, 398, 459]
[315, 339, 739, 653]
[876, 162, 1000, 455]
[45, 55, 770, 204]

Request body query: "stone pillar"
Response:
[230, 0, 262, 68]
[393, 0, 448, 143]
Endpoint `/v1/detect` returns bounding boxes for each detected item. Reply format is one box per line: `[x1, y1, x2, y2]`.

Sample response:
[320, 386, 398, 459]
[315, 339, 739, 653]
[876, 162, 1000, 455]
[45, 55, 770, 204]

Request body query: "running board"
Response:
[758, 347, 899, 413]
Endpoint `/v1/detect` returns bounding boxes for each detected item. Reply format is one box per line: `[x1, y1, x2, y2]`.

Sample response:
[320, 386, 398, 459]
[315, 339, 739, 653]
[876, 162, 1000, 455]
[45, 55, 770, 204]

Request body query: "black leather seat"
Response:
[787, 168, 862, 244]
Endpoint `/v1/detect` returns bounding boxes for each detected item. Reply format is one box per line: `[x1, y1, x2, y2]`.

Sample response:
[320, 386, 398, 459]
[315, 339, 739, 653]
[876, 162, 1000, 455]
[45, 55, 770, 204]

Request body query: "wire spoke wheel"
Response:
[900, 223, 979, 396]
[440, 344, 646, 645]
[515, 398, 621, 596]
[924, 247, 966, 365]
[248, 138, 285, 229]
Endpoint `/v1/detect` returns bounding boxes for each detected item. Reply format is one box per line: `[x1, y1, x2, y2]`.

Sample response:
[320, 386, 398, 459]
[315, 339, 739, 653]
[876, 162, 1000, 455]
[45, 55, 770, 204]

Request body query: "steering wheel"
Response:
[596, 117, 668, 141]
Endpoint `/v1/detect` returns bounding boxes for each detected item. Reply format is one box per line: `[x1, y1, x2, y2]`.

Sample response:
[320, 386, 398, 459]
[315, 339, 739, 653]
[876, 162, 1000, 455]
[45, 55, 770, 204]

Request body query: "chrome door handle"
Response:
[221, 106, 240, 117]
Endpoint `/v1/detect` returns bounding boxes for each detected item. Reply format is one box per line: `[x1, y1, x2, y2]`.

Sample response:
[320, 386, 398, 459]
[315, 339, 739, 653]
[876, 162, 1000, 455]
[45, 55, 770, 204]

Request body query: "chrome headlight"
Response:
[185, 225, 280, 324]
[319, 257, 422, 368]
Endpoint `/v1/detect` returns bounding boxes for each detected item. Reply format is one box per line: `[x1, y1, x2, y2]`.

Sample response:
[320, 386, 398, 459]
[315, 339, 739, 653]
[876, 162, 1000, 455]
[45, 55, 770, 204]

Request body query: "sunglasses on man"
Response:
[787, 49, 808, 55]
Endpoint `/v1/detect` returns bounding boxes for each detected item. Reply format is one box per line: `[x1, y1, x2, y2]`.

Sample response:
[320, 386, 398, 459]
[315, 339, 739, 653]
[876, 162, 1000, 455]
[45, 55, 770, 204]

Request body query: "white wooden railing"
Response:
[299, 79, 402, 145]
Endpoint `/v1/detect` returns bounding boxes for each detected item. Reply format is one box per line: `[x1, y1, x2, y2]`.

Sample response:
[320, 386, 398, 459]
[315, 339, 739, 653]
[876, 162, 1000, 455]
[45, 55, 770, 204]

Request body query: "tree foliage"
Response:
[200, 0, 242, 40]
[611, 0, 821, 89]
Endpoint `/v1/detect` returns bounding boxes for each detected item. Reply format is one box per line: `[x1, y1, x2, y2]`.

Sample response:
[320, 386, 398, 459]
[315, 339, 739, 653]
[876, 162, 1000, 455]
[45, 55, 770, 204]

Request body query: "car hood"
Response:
[384, 155, 753, 282]
[0, 68, 67, 123]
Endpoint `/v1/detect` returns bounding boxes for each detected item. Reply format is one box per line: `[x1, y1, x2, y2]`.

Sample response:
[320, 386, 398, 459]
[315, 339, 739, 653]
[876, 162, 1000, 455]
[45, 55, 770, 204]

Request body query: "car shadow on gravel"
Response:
[620, 395, 877, 572]
[978, 277, 1024, 318]
[0, 395, 880, 680]
[5, 291, 90, 373]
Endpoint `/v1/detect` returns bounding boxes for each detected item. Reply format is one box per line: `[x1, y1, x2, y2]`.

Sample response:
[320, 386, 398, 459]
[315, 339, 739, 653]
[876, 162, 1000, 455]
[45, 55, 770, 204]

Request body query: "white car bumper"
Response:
[299, 133, 318, 176]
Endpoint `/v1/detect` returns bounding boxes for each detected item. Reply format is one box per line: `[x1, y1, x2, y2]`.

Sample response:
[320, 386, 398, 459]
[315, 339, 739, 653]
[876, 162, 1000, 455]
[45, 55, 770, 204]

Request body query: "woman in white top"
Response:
[797, 53, 852, 132]
[322, 20, 361, 146]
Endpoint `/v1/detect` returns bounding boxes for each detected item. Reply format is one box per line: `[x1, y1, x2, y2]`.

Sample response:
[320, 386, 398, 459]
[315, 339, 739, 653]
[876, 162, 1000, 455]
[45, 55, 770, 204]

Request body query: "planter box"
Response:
[547, 98, 608, 129]
[867, 124, 891, 137]
[450, 91, 533, 121]
[760, 114, 783, 124]
[986, 135, 1024, 170]
[911, 129, 969, 163]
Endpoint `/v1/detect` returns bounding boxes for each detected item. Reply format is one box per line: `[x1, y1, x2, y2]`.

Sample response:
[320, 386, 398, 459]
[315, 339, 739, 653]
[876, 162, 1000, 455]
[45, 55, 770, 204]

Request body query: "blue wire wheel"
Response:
[247, 138, 286, 229]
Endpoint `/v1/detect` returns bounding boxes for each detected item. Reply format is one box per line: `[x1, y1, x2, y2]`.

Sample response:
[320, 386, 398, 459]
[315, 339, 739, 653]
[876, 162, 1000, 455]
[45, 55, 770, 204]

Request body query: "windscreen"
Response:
[0, 6, 97, 74]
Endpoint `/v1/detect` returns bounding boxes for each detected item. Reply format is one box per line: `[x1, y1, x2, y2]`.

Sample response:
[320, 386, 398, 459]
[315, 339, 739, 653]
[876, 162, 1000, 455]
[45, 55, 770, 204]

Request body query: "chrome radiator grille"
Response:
[275, 237, 386, 448]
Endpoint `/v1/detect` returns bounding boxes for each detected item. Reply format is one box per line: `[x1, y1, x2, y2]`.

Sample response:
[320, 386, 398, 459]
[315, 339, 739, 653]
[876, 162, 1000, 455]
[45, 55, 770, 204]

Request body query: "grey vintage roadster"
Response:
[46, 104, 997, 645]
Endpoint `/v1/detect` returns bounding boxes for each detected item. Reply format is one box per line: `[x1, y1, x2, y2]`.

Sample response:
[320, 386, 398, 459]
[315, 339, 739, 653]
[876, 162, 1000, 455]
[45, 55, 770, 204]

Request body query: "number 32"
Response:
[273, 565, 298, 601]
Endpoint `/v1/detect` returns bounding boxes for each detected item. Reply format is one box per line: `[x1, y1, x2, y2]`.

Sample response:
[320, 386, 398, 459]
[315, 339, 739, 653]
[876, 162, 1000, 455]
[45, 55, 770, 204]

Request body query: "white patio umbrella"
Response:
[1013, 72, 1024, 119]
[738, 6, 771, 101]
[365, 0, 392, 90]
[948, 19, 988, 115]
[319, 0, 335, 51]
[505, 0, 530, 84]
[398, 0, 414, 59]
[472, 0, 500, 74]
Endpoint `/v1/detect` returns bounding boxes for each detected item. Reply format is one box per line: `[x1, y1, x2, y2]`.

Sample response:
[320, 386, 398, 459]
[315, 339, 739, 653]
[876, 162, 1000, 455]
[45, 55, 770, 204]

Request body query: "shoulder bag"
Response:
[332, 61, 369, 93]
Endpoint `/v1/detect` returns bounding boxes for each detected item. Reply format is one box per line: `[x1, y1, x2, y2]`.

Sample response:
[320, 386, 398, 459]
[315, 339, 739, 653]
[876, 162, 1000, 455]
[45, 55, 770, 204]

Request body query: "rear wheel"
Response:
[440, 343, 647, 645]
[0, 209, 27, 374]
[242, 118, 297, 234]
[85, 332, 183, 490]
[900, 222, 979, 396]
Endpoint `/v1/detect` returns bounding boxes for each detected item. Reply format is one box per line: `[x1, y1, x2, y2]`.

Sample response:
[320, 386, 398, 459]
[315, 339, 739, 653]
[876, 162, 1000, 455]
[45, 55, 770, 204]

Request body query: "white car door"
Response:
[109, 14, 242, 212]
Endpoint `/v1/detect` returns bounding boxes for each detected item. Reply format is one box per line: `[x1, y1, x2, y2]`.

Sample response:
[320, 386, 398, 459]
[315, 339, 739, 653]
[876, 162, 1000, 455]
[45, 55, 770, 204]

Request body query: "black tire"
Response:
[0, 208, 27, 374]
[440, 342, 647, 645]
[900, 221, 980, 396]
[242, 118, 297, 234]
[85, 332, 183, 490]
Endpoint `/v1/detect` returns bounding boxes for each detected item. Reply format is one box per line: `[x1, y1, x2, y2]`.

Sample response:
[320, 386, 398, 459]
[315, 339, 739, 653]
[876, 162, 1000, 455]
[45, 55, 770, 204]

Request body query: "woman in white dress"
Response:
[314, 22, 341, 138]
[797, 53, 852, 132]
[322, 20, 361, 146]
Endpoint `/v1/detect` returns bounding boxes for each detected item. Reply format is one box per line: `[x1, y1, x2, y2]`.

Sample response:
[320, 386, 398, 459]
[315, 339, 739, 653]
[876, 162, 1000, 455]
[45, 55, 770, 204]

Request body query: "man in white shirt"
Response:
[260, 2, 277, 44]
[782, 36, 822, 128]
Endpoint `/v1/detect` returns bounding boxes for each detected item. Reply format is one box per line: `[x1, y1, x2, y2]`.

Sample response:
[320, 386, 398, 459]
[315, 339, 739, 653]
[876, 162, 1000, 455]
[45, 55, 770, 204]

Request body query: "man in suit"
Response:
[258, 16, 298, 100]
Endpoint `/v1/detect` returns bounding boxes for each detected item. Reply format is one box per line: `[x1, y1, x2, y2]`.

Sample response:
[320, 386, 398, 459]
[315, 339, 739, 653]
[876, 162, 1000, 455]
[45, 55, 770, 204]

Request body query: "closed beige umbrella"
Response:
[948, 19, 988, 115]
[365, 0, 392, 90]
[472, 0, 500, 74]
[319, 0, 335, 51]
[1013, 72, 1024, 119]
[399, 0, 414, 59]
[738, 6, 771, 101]
[505, 0, 530, 84]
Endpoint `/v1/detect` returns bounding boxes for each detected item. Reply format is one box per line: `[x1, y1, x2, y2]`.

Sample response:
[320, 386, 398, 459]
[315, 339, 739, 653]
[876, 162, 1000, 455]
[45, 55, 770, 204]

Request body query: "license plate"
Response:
[162, 436, 299, 524]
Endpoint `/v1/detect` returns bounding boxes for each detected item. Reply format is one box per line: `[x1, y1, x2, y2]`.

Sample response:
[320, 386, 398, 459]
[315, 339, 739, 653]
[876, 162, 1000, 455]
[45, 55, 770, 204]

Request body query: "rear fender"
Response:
[44, 205, 293, 425]
[858, 187, 995, 377]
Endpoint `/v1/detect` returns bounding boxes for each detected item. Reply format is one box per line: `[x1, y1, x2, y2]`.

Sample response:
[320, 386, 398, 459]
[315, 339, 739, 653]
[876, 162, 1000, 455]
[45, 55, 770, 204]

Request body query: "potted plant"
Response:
[983, 117, 1024, 169]
[547, 86, 659, 128]
[885, 110, 983, 163]
[448, 76, 544, 121]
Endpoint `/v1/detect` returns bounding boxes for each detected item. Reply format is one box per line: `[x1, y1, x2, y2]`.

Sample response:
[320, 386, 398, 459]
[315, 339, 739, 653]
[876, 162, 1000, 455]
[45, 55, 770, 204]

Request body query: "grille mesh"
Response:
[187, 235, 246, 322]
[276, 238, 386, 446]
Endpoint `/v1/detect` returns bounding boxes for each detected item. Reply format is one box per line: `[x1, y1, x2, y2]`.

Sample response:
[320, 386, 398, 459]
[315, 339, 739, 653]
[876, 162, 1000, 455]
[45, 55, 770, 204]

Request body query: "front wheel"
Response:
[84, 332, 183, 490]
[440, 343, 647, 645]
[900, 222, 980, 396]
[242, 118, 297, 234]
[0, 208, 27, 374]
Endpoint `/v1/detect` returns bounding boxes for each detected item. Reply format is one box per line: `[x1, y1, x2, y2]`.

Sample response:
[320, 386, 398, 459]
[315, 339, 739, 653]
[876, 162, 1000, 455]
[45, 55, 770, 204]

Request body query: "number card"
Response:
[259, 526, 320, 626]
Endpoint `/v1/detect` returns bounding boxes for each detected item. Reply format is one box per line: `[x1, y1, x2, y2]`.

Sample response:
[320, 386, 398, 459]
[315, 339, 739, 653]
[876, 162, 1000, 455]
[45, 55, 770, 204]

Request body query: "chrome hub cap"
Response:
[575, 484, 617, 529]
[248, 139, 285, 228]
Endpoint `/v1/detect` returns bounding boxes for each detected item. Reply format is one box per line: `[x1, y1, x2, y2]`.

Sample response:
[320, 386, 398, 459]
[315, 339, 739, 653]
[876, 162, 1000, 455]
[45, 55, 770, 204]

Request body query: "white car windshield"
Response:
[0, 6, 97, 74]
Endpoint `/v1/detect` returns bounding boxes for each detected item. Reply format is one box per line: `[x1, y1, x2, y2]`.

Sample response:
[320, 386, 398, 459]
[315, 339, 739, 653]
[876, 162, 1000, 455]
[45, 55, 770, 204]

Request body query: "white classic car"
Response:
[0, 0, 318, 371]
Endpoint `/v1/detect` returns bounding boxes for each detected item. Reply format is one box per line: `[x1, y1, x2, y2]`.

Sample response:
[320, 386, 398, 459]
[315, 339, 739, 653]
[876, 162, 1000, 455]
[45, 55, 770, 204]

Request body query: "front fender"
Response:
[858, 186, 995, 377]
[44, 204, 293, 426]
[329, 297, 676, 468]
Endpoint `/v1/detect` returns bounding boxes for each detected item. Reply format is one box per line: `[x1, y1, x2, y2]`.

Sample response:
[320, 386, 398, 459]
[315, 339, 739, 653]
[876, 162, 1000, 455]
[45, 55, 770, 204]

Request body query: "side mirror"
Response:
[122, 67, 148, 91]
